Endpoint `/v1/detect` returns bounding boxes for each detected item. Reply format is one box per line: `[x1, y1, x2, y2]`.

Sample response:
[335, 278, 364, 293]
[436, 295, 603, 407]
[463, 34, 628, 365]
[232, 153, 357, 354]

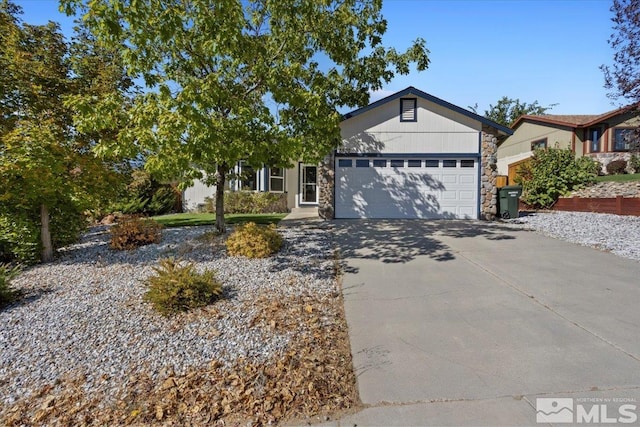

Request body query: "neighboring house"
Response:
[497, 107, 639, 183]
[184, 86, 512, 219]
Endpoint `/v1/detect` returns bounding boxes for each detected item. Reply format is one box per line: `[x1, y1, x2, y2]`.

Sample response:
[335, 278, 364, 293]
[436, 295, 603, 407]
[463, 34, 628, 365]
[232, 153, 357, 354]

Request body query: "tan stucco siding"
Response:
[340, 97, 482, 154]
[496, 121, 575, 175]
[498, 122, 574, 159]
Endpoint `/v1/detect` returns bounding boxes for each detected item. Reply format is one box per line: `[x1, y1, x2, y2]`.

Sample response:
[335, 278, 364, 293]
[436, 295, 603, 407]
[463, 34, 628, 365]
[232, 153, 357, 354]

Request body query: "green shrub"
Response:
[0, 213, 40, 264]
[606, 159, 628, 175]
[147, 186, 179, 215]
[0, 263, 20, 307]
[0, 200, 86, 264]
[111, 170, 180, 216]
[519, 148, 598, 208]
[109, 217, 163, 250]
[629, 154, 640, 173]
[205, 192, 288, 214]
[144, 258, 223, 315]
[225, 222, 283, 258]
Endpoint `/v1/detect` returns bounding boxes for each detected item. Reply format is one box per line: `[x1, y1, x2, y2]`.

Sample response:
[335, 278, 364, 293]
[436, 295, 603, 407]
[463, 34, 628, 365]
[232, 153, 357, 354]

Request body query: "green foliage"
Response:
[152, 213, 286, 227]
[595, 173, 640, 183]
[226, 222, 283, 258]
[602, 0, 640, 105]
[470, 96, 556, 127]
[0, 212, 40, 264]
[606, 159, 628, 175]
[519, 148, 599, 208]
[0, 2, 133, 262]
[61, 0, 430, 232]
[0, 263, 20, 307]
[109, 217, 163, 250]
[144, 258, 223, 315]
[205, 192, 288, 214]
[629, 154, 640, 173]
[112, 170, 179, 216]
[0, 201, 85, 264]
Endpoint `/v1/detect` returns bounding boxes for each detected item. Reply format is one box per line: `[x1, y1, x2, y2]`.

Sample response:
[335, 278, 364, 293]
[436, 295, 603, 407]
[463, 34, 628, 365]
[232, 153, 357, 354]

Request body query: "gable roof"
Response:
[341, 86, 513, 136]
[511, 106, 633, 130]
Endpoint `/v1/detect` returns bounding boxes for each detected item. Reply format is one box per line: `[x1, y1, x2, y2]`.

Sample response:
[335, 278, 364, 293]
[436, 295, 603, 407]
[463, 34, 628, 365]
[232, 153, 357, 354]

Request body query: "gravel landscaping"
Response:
[507, 211, 640, 262]
[0, 223, 357, 425]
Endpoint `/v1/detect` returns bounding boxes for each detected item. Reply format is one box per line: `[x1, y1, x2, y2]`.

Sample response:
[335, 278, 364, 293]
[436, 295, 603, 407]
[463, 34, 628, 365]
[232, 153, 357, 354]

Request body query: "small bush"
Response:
[109, 217, 163, 250]
[205, 192, 288, 214]
[0, 263, 20, 307]
[226, 222, 283, 258]
[519, 148, 598, 208]
[606, 159, 628, 175]
[0, 213, 40, 264]
[111, 170, 180, 216]
[629, 154, 640, 173]
[144, 258, 223, 315]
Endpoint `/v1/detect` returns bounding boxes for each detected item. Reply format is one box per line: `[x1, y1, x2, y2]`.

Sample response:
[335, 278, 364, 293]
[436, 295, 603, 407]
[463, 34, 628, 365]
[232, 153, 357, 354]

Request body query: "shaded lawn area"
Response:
[152, 212, 288, 227]
[595, 173, 640, 183]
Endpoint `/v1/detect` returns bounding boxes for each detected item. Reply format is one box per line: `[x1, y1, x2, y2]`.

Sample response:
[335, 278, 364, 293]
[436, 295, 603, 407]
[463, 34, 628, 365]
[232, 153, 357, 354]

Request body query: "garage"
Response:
[334, 156, 479, 219]
[326, 87, 512, 221]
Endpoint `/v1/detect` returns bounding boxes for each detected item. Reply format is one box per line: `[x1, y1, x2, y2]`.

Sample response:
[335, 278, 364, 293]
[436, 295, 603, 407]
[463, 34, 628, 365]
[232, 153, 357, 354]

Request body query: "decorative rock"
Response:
[506, 211, 640, 261]
[0, 224, 338, 407]
[568, 181, 640, 198]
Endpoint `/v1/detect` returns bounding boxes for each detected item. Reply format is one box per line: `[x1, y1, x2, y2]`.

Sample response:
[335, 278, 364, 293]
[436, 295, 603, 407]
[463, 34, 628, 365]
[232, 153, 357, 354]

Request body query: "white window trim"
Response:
[268, 167, 285, 193]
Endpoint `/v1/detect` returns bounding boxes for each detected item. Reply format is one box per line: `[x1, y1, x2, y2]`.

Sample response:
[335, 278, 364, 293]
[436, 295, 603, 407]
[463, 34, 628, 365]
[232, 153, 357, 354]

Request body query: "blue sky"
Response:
[16, 0, 619, 115]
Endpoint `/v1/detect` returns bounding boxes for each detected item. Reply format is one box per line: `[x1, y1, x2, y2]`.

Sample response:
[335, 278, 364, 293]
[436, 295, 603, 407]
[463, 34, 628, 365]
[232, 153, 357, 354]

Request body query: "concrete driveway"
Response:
[325, 220, 640, 426]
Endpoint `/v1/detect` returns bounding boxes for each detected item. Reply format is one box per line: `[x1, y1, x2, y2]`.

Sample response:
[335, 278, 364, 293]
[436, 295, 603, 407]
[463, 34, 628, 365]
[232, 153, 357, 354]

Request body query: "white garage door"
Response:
[335, 157, 479, 219]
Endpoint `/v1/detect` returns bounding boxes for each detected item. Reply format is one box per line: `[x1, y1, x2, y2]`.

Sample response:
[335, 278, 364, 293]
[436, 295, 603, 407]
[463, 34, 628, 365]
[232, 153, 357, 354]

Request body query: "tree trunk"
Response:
[40, 203, 54, 262]
[214, 164, 228, 234]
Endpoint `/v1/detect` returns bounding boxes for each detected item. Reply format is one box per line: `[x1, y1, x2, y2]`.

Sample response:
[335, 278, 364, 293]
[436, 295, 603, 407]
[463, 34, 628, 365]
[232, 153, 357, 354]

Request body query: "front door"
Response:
[300, 164, 318, 204]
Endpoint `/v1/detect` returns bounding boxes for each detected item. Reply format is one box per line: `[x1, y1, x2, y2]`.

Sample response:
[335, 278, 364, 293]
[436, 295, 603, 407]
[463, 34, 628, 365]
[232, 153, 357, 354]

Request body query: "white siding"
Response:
[340, 97, 481, 154]
[182, 178, 216, 211]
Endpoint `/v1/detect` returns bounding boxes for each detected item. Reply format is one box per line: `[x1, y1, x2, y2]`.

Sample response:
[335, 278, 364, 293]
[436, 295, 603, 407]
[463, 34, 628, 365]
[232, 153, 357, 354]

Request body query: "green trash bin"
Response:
[498, 185, 522, 219]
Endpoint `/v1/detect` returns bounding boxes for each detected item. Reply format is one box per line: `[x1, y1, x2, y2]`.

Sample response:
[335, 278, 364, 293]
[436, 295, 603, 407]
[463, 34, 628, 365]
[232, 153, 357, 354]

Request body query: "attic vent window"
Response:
[400, 98, 417, 122]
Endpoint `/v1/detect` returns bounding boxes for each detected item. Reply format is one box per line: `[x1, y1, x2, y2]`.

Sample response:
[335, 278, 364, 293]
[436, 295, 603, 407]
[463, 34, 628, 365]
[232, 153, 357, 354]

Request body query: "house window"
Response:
[531, 138, 547, 150]
[443, 160, 457, 167]
[460, 160, 475, 168]
[400, 98, 417, 122]
[269, 167, 284, 192]
[239, 161, 258, 190]
[338, 159, 353, 167]
[407, 159, 421, 167]
[425, 160, 439, 168]
[355, 159, 369, 167]
[588, 127, 602, 153]
[373, 159, 387, 167]
[390, 159, 404, 167]
[613, 128, 638, 152]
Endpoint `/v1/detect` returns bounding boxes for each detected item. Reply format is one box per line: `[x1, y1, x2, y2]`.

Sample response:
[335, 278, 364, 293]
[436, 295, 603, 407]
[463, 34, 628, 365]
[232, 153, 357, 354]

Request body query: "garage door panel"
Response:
[459, 191, 475, 200]
[460, 174, 475, 185]
[335, 157, 478, 219]
[442, 175, 457, 184]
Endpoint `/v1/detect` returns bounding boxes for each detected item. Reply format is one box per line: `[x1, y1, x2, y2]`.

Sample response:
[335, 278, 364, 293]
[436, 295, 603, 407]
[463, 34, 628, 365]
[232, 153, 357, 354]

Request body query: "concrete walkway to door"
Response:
[322, 220, 640, 426]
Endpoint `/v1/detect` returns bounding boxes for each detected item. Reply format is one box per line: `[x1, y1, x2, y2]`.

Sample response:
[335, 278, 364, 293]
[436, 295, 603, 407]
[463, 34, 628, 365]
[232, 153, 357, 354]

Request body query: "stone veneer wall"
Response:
[318, 151, 335, 219]
[587, 152, 635, 174]
[480, 126, 499, 220]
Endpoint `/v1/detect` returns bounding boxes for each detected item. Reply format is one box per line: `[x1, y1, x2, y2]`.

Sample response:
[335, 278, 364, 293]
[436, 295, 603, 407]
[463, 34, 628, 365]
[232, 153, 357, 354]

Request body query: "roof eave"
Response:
[341, 86, 513, 136]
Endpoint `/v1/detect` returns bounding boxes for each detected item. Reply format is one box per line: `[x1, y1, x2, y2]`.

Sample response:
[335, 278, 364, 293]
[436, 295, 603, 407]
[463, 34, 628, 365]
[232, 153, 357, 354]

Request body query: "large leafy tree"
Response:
[0, 1, 131, 262]
[602, 0, 640, 107]
[601, 0, 640, 153]
[470, 97, 556, 127]
[61, 0, 430, 232]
